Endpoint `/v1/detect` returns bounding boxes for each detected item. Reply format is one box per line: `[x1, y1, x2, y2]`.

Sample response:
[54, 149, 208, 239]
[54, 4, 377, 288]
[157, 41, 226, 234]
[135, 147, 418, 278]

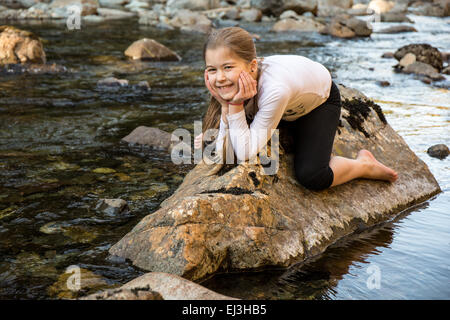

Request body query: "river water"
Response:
[0, 15, 448, 299]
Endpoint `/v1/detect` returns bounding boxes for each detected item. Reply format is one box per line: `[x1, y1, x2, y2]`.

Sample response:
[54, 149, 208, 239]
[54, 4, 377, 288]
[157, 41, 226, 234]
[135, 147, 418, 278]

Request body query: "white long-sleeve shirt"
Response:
[216, 55, 332, 162]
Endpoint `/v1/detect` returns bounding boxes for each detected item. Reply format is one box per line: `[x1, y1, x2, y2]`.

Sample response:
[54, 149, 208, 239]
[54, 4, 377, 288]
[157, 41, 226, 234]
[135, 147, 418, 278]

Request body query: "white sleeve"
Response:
[226, 86, 290, 162]
[214, 116, 228, 156]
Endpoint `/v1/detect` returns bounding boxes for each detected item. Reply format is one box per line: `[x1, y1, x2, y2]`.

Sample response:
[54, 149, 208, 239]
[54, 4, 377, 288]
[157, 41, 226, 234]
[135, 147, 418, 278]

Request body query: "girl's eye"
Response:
[225, 66, 232, 70]
[207, 69, 216, 73]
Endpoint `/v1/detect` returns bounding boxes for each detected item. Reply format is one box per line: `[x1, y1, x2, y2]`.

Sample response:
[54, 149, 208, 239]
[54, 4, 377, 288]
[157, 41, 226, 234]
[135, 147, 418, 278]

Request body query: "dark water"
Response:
[0, 16, 449, 299]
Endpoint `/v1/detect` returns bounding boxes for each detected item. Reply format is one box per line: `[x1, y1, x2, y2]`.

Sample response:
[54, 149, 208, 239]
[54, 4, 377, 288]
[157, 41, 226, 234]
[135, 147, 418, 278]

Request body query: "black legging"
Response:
[277, 81, 341, 191]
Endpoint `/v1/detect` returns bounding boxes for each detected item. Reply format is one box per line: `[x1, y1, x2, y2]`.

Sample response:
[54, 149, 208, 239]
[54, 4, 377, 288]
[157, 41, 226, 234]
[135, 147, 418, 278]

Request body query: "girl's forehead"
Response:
[205, 46, 244, 64]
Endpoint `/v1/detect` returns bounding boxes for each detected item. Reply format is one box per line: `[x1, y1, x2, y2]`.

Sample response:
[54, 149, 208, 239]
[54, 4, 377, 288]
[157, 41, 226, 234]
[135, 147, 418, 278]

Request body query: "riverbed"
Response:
[0, 15, 449, 299]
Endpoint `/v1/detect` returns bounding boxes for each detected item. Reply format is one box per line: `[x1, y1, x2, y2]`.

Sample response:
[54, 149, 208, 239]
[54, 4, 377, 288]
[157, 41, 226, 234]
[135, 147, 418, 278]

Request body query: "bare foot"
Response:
[356, 149, 398, 182]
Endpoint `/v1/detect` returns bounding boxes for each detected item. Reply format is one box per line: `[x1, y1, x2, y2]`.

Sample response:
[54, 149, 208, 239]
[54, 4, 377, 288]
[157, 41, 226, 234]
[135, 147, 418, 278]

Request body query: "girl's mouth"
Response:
[216, 84, 234, 92]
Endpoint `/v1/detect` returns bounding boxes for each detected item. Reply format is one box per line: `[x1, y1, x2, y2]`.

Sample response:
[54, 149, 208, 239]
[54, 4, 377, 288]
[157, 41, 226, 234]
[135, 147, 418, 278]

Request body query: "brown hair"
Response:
[202, 27, 262, 134]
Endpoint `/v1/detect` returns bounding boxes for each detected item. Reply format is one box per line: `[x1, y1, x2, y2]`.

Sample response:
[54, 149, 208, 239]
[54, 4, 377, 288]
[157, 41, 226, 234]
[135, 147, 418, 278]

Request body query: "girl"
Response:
[195, 27, 398, 191]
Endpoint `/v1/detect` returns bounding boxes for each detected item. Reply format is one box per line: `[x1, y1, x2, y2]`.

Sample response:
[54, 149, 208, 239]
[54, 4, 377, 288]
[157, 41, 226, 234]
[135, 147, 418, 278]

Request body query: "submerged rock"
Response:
[81, 272, 236, 300]
[109, 86, 441, 282]
[377, 25, 417, 34]
[95, 198, 128, 216]
[427, 144, 449, 160]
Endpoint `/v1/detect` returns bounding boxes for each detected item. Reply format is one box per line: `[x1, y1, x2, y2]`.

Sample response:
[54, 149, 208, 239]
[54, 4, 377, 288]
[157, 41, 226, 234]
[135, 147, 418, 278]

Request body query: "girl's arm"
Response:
[226, 85, 290, 162]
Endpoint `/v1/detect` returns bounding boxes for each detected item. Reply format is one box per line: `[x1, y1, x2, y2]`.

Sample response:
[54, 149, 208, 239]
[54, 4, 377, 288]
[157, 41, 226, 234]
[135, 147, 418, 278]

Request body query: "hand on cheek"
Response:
[230, 71, 257, 105]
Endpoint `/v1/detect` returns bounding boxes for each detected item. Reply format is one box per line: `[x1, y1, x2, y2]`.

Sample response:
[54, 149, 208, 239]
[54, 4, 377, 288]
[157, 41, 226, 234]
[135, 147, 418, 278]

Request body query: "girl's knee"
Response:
[295, 166, 333, 191]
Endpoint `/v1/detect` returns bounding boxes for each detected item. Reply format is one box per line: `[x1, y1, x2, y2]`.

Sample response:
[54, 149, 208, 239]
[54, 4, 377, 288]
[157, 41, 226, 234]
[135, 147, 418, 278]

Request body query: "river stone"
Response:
[401, 61, 445, 81]
[124, 38, 181, 61]
[0, 26, 46, 65]
[320, 14, 372, 38]
[394, 44, 443, 72]
[427, 144, 449, 160]
[82, 272, 237, 300]
[399, 53, 416, 68]
[109, 86, 441, 282]
[273, 17, 325, 32]
[380, 12, 413, 22]
[97, 7, 137, 19]
[377, 25, 417, 34]
[121, 126, 182, 151]
[95, 198, 128, 215]
[168, 9, 213, 34]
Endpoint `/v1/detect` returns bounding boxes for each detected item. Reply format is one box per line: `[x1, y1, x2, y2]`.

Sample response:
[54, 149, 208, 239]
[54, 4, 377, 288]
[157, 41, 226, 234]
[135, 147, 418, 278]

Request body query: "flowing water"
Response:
[0, 16, 448, 299]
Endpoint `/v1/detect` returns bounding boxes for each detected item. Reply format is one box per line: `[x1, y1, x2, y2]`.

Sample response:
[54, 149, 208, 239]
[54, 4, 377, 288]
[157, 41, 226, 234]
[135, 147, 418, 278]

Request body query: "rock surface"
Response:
[0, 25, 46, 65]
[121, 126, 181, 151]
[394, 43, 443, 72]
[82, 272, 237, 300]
[109, 86, 441, 282]
[273, 17, 325, 32]
[124, 38, 181, 61]
[320, 15, 372, 38]
[427, 144, 449, 159]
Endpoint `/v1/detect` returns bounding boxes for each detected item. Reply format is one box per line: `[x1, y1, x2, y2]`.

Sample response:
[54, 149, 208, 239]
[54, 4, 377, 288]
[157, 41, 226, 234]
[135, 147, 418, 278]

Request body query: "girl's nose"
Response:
[216, 69, 226, 81]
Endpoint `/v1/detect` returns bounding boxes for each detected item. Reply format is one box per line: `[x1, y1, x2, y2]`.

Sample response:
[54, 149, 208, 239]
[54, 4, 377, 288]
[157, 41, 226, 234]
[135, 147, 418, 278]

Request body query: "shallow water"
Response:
[0, 16, 449, 299]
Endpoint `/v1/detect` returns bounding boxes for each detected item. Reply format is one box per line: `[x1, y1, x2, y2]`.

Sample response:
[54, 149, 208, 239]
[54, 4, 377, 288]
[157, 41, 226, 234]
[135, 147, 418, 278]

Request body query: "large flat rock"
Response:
[109, 86, 441, 282]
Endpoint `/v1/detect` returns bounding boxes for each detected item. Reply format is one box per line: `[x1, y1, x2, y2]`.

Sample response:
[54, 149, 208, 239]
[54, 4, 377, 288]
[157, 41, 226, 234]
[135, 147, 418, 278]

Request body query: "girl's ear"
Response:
[250, 58, 258, 73]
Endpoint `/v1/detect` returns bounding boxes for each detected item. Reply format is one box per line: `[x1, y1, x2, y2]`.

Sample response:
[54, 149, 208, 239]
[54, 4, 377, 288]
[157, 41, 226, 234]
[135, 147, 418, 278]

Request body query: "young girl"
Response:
[195, 27, 398, 191]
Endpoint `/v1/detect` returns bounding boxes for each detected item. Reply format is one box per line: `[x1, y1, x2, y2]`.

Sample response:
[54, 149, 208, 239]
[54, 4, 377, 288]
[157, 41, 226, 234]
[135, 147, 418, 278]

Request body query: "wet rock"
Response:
[441, 52, 450, 63]
[83, 272, 237, 300]
[0, 26, 46, 65]
[97, 7, 137, 19]
[48, 267, 114, 299]
[137, 9, 159, 25]
[95, 198, 128, 215]
[97, 76, 129, 87]
[401, 61, 445, 81]
[81, 286, 164, 300]
[348, 3, 370, 16]
[394, 44, 443, 72]
[98, 0, 129, 9]
[124, 38, 181, 61]
[427, 144, 449, 159]
[0, 63, 68, 75]
[121, 126, 178, 151]
[49, 0, 99, 16]
[169, 9, 213, 34]
[240, 8, 263, 22]
[442, 66, 450, 75]
[380, 12, 413, 22]
[109, 86, 440, 282]
[377, 25, 417, 34]
[135, 80, 150, 90]
[279, 9, 301, 20]
[273, 17, 325, 32]
[320, 14, 372, 38]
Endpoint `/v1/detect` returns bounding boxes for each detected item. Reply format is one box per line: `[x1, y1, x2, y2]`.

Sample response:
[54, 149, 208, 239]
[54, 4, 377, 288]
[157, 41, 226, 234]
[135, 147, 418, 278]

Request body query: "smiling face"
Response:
[205, 46, 255, 101]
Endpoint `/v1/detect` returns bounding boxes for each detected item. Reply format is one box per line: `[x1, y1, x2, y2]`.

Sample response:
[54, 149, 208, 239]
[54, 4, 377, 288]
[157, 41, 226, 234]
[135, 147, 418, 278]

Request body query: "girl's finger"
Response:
[240, 72, 249, 95]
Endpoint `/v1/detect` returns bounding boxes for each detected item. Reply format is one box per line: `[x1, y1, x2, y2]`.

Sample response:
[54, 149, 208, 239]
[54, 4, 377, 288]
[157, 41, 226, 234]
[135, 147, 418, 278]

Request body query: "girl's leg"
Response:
[329, 150, 398, 187]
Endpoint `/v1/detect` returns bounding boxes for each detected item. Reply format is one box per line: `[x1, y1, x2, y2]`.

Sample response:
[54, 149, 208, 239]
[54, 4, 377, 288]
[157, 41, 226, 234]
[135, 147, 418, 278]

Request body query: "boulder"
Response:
[0, 26, 46, 65]
[124, 38, 181, 61]
[109, 86, 441, 282]
[427, 144, 449, 160]
[394, 44, 443, 72]
[94, 198, 128, 216]
[249, 0, 317, 16]
[82, 272, 237, 300]
[442, 66, 450, 75]
[320, 15, 372, 38]
[399, 52, 416, 68]
[272, 17, 325, 32]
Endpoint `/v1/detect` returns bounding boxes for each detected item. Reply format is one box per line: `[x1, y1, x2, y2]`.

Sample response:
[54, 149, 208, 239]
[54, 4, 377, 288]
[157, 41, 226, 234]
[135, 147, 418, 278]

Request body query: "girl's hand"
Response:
[194, 133, 203, 149]
[204, 70, 228, 106]
[229, 71, 257, 105]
